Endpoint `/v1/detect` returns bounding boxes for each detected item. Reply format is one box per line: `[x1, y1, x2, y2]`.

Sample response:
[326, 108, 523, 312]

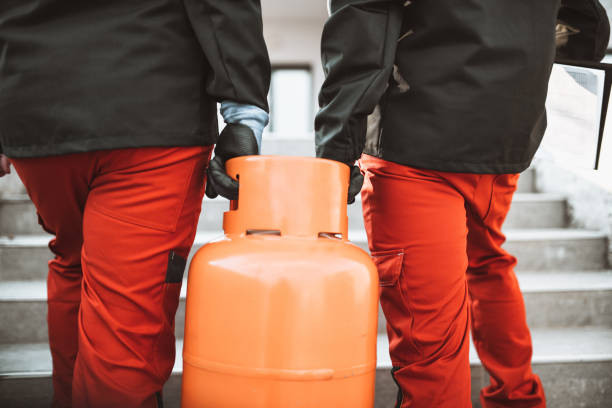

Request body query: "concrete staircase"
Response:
[1, 140, 611, 407]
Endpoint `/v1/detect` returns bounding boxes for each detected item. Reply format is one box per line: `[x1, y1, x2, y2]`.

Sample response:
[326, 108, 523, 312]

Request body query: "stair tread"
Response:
[0, 235, 53, 247]
[3, 270, 612, 302]
[0, 280, 46, 301]
[2, 327, 611, 377]
[500, 229, 607, 240]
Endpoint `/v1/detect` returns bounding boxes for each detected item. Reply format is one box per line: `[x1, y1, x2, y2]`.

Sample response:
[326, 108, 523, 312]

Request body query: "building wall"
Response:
[263, 17, 327, 134]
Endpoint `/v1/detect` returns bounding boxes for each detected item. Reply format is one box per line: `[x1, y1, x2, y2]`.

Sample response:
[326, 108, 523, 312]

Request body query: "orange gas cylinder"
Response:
[181, 156, 378, 408]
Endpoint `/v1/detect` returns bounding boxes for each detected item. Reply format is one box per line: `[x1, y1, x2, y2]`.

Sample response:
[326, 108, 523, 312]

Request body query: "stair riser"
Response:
[517, 168, 535, 193]
[4, 289, 611, 343]
[505, 200, 566, 229]
[1, 360, 610, 408]
[0, 302, 48, 344]
[522, 290, 612, 328]
[0, 201, 41, 236]
[503, 238, 609, 271]
[0, 246, 50, 281]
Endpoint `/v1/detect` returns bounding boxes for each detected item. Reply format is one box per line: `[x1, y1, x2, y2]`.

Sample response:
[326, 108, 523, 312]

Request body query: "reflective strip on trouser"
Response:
[359, 154, 545, 408]
[11, 146, 212, 408]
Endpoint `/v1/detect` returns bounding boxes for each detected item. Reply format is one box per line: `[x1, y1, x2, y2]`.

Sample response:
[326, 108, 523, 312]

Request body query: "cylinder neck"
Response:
[222, 156, 349, 239]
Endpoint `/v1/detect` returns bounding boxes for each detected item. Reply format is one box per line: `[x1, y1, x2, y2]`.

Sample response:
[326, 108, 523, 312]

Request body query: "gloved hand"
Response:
[347, 164, 364, 205]
[205, 123, 259, 201]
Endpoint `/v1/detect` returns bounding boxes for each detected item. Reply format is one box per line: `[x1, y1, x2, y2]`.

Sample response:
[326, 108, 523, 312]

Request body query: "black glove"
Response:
[347, 164, 364, 205]
[205, 123, 259, 201]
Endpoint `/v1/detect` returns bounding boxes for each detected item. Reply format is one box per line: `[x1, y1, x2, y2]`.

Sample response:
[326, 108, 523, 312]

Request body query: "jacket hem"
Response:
[365, 152, 533, 174]
[2, 132, 217, 159]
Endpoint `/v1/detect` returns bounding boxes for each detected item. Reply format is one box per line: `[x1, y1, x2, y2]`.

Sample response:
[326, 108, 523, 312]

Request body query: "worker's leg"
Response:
[11, 154, 97, 408]
[71, 146, 212, 408]
[360, 154, 471, 408]
[464, 174, 545, 408]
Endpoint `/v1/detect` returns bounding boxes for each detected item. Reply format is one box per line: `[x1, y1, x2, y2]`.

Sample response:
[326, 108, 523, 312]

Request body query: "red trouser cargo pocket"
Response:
[371, 248, 421, 355]
[371, 249, 404, 286]
[371, 250, 407, 407]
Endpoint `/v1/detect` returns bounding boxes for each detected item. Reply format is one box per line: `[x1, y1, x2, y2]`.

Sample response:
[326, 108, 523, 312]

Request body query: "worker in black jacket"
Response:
[316, 0, 584, 407]
[0, 1, 269, 407]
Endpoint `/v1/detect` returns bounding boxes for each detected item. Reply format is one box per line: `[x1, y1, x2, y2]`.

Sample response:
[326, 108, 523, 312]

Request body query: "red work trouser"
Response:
[11, 146, 212, 408]
[359, 154, 545, 408]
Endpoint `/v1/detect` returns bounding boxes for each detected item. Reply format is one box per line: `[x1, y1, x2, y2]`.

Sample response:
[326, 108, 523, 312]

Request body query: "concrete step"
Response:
[0, 226, 608, 281]
[1, 328, 611, 407]
[2, 272, 611, 343]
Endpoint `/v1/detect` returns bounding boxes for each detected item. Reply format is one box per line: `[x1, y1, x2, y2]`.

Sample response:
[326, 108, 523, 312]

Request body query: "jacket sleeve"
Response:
[315, 0, 404, 164]
[182, 0, 271, 112]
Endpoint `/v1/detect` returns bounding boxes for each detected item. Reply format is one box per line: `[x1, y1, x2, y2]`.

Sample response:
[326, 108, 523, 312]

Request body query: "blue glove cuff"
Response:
[220, 101, 269, 152]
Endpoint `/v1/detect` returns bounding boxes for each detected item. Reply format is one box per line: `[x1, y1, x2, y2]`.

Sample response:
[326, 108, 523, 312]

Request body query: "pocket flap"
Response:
[371, 250, 404, 287]
[166, 251, 187, 283]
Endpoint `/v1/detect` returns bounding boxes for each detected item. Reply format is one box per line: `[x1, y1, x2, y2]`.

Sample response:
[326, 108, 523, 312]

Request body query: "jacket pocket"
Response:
[371, 249, 404, 286]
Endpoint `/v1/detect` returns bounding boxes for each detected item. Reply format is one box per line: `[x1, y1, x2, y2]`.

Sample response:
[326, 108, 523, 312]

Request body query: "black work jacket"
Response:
[0, 0, 271, 157]
[316, 0, 561, 173]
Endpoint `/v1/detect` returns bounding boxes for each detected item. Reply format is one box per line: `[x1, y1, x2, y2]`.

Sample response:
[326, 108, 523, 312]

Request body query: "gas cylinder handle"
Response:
[318, 232, 344, 240]
[247, 229, 282, 236]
